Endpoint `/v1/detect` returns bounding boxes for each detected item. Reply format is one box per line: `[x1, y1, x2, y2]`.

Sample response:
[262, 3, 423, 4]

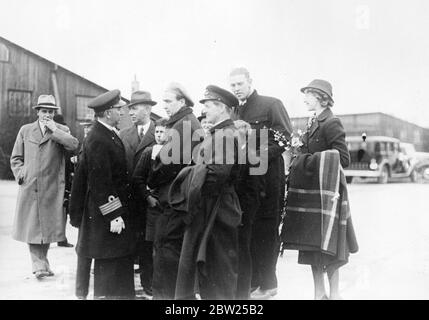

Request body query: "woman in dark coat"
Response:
[296, 79, 351, 300]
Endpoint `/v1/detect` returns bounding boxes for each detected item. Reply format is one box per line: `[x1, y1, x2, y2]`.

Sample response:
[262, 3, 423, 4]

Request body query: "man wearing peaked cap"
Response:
[175, 84, 242, 299]
[69, 89, 136, 299]
[88, 89, 122, 112]
[199, 84, 239, 108]
[10, 94, 79, 280]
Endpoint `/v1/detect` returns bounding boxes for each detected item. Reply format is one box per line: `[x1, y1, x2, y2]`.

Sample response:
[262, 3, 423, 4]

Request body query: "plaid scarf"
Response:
[280, 150, 358, 261]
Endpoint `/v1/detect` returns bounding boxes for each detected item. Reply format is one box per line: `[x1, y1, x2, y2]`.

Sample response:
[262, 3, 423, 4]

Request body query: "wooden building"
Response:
[291, 112, 429, 152]
[0, 36, 158, 179]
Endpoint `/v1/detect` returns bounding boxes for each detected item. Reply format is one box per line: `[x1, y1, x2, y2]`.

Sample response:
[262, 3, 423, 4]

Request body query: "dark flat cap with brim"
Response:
[199, 85, 239, 108]
[127, 90, 157, 107]
[88, 89, 121, 112]
[33, 94, 60, 110]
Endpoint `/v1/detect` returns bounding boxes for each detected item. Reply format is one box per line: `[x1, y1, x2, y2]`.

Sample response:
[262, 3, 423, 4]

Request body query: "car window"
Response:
[387, 142, 393, 153]
[375, 142, 381, 153]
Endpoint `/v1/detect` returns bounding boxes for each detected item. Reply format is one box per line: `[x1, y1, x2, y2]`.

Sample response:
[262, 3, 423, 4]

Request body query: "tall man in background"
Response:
[229, 68, 292, 299]
[120, 90, 156, 297]
[10, 95, 79, 279]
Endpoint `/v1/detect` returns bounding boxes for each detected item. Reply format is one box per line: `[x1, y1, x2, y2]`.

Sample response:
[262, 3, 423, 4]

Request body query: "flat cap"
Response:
[88, 89, 121, 112]
[165, 82, 194, 107]
[199, 85, 239, 108]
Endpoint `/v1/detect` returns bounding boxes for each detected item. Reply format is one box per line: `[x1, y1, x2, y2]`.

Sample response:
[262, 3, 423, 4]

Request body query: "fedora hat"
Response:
[300, 79, 334, 103]
[33, 94, 59, 110]
[127, 90, 157, 108]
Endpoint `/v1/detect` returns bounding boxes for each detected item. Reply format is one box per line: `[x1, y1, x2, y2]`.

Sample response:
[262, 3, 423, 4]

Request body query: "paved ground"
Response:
[1, 179, 429, 300]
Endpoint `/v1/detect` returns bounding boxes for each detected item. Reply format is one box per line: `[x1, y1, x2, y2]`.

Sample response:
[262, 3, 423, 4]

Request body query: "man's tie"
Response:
[139, 127, 144, 141]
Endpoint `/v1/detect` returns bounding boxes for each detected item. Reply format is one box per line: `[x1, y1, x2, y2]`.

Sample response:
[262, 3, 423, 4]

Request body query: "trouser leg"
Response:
[76, 255, 92, 298]
[236, 220, 253, 299]
[139, 240, 154, 291]
[251, 217, 279, 290]
[94, 256, 135, 299]
[152, 208, 185, 300]
[28, 243, 50, 273]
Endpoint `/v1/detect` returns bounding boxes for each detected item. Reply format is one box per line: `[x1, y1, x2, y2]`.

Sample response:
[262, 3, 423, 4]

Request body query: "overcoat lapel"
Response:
[95, 121, 125, 150]
[124, 126, 139, 153]
[309, 108, 332, 138]
[308, 121, 319, 138]
[112, 132, 125, 150]
[40, 132, 52, 145]
[29, 122, 43, 143]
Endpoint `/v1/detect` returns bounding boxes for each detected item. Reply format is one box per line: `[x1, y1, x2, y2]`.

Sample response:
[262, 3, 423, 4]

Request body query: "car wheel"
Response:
[422, 167, 429, 181]
[346, 177, 353, 184]
[410, 170, 418, 183]
[377, 166, 389, 184]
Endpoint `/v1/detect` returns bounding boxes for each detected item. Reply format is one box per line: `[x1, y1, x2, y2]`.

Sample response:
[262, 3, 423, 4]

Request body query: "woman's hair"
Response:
[306, 89, 334, 108]
[155, 117, 168, 127]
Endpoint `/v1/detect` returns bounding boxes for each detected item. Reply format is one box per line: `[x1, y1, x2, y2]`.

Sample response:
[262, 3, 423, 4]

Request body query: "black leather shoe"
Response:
[58, 241, 74, 248]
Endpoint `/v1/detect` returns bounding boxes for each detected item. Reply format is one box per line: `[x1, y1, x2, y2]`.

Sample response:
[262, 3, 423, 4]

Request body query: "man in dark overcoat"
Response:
[69, 89, 136, 299]
[69, 120, 95, 299]
[229, 67, 293, 299]
[119, 90, 156, 297]
[147, 82, 203, 300]
[174, 85, 242, 300]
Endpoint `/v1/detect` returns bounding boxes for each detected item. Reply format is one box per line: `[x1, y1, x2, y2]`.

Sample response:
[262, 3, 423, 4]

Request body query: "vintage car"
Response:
[344, 135, 418, 184]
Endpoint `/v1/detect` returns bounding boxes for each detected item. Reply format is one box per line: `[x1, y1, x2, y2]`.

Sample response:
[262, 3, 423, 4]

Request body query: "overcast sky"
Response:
[1, 0, 429, 127]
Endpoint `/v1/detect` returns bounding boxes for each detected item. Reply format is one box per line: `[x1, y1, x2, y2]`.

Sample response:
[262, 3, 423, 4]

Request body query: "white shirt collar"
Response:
[138, 122, 151, 136]
[239, 89, 254, 106]
[38, 121, 46, 135]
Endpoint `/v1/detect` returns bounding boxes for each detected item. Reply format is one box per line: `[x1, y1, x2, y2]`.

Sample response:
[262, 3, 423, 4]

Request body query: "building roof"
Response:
[292, 111, 429, 130]
[0, 36, 116, 97]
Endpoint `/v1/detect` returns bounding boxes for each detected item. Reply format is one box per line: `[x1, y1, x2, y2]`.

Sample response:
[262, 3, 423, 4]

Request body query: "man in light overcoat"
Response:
[10, 94, 79, 279]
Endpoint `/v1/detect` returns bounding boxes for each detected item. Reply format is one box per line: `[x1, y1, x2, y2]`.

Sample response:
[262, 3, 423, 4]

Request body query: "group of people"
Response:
[10, 67, 358, 300]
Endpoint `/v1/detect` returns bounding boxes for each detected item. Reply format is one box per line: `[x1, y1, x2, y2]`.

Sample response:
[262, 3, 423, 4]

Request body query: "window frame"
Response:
[7, 89, 33, 117]
[0, 42, 10, 63]
[76, 95, 96, 121]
